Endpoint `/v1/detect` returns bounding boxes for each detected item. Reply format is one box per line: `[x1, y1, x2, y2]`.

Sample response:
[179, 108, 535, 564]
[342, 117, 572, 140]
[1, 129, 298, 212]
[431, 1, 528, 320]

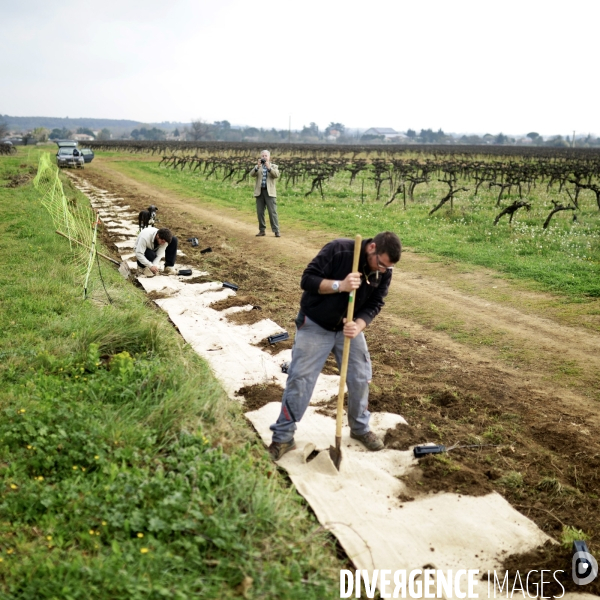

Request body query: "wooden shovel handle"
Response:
[55, 230, 121, 265]
[335, 234, 362, 439]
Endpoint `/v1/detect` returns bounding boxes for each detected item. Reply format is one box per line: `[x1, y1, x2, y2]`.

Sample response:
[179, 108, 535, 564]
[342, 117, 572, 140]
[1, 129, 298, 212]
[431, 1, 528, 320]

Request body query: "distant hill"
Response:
[0, 115, 189, 135]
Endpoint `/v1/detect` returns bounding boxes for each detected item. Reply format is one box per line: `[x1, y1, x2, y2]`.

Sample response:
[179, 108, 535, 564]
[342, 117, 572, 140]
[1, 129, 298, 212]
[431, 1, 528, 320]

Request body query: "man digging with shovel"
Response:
[269, 231, 402, 461]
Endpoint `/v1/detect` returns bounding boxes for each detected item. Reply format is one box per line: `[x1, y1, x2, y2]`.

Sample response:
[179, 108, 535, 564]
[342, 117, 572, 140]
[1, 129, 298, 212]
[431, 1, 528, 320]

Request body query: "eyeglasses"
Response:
[375, 254, 393, 273]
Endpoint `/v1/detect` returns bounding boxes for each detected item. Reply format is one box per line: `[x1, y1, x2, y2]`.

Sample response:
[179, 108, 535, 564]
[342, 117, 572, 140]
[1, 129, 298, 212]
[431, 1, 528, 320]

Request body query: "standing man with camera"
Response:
[251, 150, 281, 237]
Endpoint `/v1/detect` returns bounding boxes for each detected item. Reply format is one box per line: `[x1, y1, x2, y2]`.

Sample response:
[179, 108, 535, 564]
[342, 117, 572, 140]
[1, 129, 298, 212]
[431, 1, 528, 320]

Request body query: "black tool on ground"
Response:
[413, 442, 500, 459]
[178, 269, 192, 276]
[187, 237, 199, 247]
[222, 281, 238, 291]
[413, 445, 446, 458]
[200, 247, 212, 254]
[281, 361, 290, 374]
[572, 540, 596, 582]
[573, 540, 590, 555]
[268, 332, 289, 345]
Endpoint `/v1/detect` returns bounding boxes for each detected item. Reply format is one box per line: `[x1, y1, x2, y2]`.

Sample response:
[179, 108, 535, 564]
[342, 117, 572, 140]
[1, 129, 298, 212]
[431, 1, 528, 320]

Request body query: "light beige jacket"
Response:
[251, 163, 279, 197]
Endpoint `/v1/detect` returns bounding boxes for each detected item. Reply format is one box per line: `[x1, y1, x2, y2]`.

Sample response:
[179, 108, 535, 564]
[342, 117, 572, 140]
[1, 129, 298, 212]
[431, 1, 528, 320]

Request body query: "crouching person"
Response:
[135, 227, 178, 276]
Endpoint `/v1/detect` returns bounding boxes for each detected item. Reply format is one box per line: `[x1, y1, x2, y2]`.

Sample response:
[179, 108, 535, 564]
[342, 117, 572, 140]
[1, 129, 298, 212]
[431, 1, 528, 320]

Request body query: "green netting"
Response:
[33, 152, 107, 300]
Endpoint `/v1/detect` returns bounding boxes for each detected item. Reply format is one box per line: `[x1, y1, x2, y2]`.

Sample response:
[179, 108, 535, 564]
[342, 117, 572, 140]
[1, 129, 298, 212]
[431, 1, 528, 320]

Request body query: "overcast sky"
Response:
[1, 0, 597, 136]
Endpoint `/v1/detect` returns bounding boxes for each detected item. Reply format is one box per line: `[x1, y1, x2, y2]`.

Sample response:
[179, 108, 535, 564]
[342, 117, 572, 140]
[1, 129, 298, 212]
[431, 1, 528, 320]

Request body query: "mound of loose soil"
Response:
[235, 382, 284, 412]
[384, 423, 430, 450]
[498, 540, 600, 596]
[5, 173, 32, 188]
[255, 336, 294, 355]
[410, 452, 495, 496]
[211, 294, 263, 311]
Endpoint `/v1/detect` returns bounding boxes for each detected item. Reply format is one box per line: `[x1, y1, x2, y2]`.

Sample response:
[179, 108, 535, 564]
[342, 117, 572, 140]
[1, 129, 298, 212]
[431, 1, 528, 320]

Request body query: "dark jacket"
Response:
[299, 238, 392, 331]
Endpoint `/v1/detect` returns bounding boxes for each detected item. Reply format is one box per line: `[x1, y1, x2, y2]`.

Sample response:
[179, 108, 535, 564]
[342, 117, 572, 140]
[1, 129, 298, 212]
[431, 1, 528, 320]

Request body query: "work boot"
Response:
[275, 232, 281, 237]
[142, 267, 155, 278]
[163, 266, 175, 275]
[268, 440, 296, 461]
[256, 231, 265, 237]
[350, 431, 384, 451]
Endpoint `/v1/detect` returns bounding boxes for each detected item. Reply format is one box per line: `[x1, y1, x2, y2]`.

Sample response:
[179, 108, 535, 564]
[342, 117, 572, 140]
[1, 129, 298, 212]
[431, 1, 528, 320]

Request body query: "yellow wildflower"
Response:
[140, 548, 149, 554]
[137, 533, 144, 538]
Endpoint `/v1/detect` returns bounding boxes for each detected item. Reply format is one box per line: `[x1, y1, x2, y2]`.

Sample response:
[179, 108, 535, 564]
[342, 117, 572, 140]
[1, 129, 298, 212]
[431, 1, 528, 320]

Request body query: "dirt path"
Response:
[71, 159, 600, 585]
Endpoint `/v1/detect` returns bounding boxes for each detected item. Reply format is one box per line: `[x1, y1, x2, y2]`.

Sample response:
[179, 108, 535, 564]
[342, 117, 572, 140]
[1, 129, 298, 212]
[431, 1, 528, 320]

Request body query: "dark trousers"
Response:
[255, 188, 280, 234]
[136, 236, 178, 268]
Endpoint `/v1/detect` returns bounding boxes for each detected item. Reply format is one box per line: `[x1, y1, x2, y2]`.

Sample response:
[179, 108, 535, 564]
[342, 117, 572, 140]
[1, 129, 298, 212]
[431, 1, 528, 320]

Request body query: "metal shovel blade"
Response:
[329, 436, 342, 471]
[118, 261, 131, 279]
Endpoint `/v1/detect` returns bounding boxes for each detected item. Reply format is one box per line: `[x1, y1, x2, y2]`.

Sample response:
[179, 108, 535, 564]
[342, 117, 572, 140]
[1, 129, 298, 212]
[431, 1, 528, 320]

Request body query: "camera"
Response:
[260, 158, 266, 164]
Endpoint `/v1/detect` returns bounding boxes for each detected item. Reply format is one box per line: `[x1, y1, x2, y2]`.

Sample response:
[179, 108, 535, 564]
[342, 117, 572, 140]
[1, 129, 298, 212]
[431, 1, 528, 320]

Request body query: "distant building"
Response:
[363, 127, 406, 140]
[72, 133, 95, 141]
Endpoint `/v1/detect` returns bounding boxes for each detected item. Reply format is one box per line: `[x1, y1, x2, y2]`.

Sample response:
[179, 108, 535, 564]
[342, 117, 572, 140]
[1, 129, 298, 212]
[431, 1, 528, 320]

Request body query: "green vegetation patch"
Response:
[0, 154, 342, 599]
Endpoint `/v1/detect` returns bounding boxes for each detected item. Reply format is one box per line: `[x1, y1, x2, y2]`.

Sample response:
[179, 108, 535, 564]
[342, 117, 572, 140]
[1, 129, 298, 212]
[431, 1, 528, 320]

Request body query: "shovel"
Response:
[329, 234, 362, 471]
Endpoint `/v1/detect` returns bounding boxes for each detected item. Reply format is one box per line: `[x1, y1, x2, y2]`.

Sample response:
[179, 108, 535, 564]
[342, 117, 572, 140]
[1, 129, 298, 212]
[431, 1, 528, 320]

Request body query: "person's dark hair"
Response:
[373, 231, 401, 263]
[157, 228, 173, 244]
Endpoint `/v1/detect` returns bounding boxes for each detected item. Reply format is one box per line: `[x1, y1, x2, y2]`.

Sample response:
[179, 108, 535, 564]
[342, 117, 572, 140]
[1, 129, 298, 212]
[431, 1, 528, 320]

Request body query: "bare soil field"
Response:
[72, 159, 600, 592]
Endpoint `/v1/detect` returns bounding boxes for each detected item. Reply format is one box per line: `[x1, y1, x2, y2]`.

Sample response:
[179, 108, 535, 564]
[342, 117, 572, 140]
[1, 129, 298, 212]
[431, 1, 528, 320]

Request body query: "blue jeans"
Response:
[270, 315, 372, 443]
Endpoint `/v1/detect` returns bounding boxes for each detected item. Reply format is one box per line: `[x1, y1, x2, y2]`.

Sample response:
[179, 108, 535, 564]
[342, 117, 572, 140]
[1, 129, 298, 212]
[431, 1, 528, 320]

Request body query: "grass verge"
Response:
[0, 153, 343, 599]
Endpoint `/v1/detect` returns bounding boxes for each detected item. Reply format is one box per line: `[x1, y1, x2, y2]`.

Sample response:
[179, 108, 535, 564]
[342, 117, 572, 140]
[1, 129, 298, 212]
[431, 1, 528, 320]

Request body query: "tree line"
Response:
[3, 117, 600, 149]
